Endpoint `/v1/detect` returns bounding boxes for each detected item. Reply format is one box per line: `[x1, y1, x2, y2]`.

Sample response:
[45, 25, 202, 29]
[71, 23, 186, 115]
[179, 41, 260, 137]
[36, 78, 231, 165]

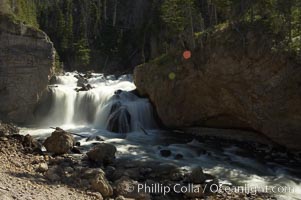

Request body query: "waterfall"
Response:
[38, 72, 157, 132]
[26, 73, 301, 200]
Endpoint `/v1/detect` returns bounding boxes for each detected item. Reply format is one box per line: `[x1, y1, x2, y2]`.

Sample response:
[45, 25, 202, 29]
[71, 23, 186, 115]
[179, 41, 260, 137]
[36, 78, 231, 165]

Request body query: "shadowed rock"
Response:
[134, 22, 301, 150]
[107, 103, 131, 133]
[87, 143, 117, 165]
[0, 15, 55, 123]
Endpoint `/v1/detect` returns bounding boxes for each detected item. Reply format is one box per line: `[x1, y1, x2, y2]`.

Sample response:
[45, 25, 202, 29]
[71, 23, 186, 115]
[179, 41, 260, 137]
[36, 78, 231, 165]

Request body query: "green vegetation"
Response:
[0, 0, 11, 14]
[222, 0, 301, 56]
[4, 0, 301, 70]
[160, 0, 301, 60]
[8, 0, 38, 27]
[150, 54, 172, 65]
[34, 0, 162, 70]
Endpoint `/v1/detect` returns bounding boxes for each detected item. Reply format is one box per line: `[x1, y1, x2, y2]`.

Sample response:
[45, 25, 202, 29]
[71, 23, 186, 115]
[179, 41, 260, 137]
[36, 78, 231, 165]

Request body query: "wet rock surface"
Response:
[160, 149, 172, 157]
[107, 99, 132, 134]
[75, 84, 94, 92]
[87, 143, 117, 166]
[74, 71, 94, 87]
[187, 167, 207, 184]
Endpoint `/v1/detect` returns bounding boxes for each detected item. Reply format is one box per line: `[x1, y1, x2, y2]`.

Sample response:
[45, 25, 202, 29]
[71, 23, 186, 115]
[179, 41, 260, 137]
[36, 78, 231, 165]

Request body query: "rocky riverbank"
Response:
[0, 124, 100, 200]
[0, 122, 278, 200]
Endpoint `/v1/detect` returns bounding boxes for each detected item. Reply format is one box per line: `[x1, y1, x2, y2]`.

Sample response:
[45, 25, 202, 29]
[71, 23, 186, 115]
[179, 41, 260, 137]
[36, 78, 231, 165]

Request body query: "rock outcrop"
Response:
[43, 128, 75, 155]
[0, 14, 55, 123]
[134, 23, 301, 150]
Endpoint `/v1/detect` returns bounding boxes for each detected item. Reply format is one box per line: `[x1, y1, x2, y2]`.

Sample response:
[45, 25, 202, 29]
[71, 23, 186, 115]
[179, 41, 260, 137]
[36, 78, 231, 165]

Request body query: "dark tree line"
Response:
[9, 0, 301, 70]
[161, 0, 301, 58]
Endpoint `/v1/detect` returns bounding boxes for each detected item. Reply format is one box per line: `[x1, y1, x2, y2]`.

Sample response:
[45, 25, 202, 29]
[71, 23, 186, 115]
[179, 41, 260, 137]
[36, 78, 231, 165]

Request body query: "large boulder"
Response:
[187, 167, 206, 184]
[81, 168, 113, 197]
[107, 105, 131, 133]
[87, 143, 117, 165]
[0, 14, 55, 123]
[90, 172, 113, 198]
[43, 129, 75, 154]
[134, 23, 301, 150]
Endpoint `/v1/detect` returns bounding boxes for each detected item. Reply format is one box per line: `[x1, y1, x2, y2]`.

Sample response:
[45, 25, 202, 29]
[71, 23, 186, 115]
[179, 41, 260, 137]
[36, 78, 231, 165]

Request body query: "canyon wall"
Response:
[134, 23, 301, 150]
[0, 13, 55, 123]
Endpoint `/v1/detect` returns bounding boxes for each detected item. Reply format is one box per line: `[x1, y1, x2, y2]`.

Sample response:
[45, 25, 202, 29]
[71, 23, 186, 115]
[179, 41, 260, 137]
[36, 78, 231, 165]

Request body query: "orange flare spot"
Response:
[183, 50, 191, 60]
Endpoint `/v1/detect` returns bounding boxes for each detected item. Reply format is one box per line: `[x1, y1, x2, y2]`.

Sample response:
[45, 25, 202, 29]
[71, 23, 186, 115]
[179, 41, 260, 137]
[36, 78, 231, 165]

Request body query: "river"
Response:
[20, 72, 301, 200]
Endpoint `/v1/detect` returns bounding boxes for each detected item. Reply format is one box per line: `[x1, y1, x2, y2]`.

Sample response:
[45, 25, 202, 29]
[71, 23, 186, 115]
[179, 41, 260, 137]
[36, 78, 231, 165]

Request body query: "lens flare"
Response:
[169, 72, 176, 80]
[183, 50, 191, 59]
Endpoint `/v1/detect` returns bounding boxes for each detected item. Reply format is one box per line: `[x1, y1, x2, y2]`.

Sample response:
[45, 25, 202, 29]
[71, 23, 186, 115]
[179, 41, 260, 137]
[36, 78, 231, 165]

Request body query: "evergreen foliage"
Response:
[5, 0, 301, 70]
[8, 0, 38, 27]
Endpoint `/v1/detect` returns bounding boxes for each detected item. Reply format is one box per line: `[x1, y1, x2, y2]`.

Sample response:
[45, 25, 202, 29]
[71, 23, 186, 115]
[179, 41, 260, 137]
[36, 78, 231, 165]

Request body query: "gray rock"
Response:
[114, 176, 151, 200]
[0, 137, 8, 141]
[90, 172, 113, 197]
[75, 84, 93, 92]
[49, 75, 58, 84]
[107, 103, 131, 133]
[104, 166, 116, 180]
[160, 149, 171, 157]
[134, 24, 301, 150]
[71, 147, 81, 154]
[174, 154, 183, 160]
[22, 134, 40, 150]
[64, 167, 74, 174]
[36, 163, 48, 173]
[87, 143, 117, 165]
[115, 196, 126, 200]
[0, 15, 55, 123]
[0, 122, 19, 137]
[188, 167, 206, 184]
[43, 129, 75, 155]
[45, 166, 61, 181]
[150, 163, 182, 181]
[81, 168, 104, 180]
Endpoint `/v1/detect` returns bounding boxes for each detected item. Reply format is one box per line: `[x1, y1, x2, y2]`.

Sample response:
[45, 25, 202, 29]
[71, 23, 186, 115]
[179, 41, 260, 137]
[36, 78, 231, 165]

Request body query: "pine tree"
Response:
[161, 0, 201, 49]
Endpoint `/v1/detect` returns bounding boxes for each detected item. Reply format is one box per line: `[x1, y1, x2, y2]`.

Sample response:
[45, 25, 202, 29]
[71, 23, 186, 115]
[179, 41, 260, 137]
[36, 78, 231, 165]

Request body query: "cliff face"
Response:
[134, 24, 301, 150]
[0, 14, 55, 123]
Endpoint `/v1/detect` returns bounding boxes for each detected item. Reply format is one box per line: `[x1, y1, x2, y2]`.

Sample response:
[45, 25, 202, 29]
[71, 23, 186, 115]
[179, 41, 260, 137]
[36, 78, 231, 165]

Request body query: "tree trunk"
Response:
[208, 0, 212, 26]
[83, 3, 88, 39]
[214, 4, 217, 25]
[103, 55, 109, 70]
[113, 0, 117, 26]
[103, 0, 107, 22]
[250, 4, 254, 23]
[189, 4, 196, 49]
[141, 32, 146, 63]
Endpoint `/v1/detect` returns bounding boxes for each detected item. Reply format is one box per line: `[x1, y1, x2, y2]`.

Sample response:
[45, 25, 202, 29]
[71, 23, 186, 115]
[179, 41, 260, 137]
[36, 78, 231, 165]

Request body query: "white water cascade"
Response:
[39, 72, 157, 132]
[20, 72, 301, 200]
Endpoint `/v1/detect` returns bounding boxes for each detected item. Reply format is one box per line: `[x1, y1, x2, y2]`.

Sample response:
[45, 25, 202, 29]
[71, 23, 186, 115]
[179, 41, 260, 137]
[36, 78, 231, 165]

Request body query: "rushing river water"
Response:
[20, 72, 301, 200]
